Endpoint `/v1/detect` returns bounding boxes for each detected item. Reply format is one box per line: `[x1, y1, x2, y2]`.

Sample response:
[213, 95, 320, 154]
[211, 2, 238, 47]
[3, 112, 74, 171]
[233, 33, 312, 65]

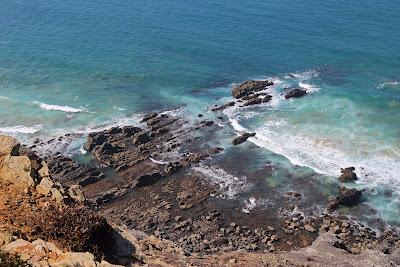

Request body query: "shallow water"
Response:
[1, 0, 400, 225]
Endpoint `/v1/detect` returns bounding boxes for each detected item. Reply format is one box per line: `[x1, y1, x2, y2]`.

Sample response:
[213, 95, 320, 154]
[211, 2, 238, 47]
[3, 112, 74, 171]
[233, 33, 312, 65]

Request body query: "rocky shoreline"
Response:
[1, 79, 400, 266]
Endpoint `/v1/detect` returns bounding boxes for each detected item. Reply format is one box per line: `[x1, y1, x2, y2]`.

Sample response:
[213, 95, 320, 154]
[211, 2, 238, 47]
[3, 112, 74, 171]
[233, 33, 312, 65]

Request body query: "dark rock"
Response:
[285, 88, 307, 99]
[243, 98, 262, 106]
[232, 133, 256, 145]
[136, 172, 164, 187]
[327, 187, 362, 211]
[141, 113, 158, 123]
[338, 186, 362, 206]
[121, 126, 142, 137]
[133, 132, 151, 145]
[232, 80, 273, 99]
[200, 120, 214, 127]
[339, 167, 358, 182]
[211, 101, 235, 112]
[242, 93, 266, 101]
[47, 155, 105, 187]
[262, 95, 273, 103]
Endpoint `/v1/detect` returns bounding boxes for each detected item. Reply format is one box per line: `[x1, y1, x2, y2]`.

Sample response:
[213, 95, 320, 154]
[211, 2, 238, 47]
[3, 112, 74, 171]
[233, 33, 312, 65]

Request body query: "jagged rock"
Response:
[243, 98, 262, 106]
[327, 187, 362, 211]
[211, 101, 235, 111]
[232, 133, 256, 145]
[121, 126, 142, 137]
[262, 95, 273, 103]
[285, 88, 307, 99]
[232, 80, 273, 99]
[141, 113, 158, 123]
[47, 155, 105, 187]
[133, 132, 151, 145]
[339, 167, 358, 182]
[338, 187, 362, 206]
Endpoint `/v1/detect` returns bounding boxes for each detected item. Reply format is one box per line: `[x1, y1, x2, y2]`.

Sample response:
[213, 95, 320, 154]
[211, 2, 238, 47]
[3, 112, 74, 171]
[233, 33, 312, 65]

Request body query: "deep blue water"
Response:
[1, 0, 400, 224]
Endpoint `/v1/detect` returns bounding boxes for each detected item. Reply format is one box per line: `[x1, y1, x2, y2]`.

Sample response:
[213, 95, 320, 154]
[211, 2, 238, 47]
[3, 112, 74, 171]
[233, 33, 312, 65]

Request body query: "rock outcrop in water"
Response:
[232, 132, 256, 145]
[285, 88, 307, 99]
[232, 80, 273, 99]
[327, 186, 363, 211]
[339, 167, 358, 182]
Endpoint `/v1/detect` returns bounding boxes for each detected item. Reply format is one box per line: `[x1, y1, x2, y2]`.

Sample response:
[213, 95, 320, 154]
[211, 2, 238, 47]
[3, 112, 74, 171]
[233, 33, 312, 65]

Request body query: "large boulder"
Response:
[0, 155, 35, 188]
[232, 80, 273, 99]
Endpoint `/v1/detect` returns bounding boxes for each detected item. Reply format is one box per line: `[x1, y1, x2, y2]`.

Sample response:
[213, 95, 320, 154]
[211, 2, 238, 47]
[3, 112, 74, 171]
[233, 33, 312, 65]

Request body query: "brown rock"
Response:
[232, 80, 273, 99]
[339, 167, 357, 182]
[0, 155, 35, 188]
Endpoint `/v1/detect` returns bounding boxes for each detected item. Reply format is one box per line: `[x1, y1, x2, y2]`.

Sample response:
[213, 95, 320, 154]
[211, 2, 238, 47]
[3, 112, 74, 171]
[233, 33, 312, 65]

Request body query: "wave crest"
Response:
[0, 125, 42, 134]
[33, 101, 87, 113]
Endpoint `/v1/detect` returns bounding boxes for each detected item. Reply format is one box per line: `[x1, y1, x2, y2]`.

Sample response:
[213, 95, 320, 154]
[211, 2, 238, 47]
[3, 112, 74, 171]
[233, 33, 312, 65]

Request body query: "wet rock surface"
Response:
[232, 80, 274, 99]
[327, 186, 363, 211]
[339, 167, 358, 182]
[285, 88, 307, 99]
[232, 132, 256, 145]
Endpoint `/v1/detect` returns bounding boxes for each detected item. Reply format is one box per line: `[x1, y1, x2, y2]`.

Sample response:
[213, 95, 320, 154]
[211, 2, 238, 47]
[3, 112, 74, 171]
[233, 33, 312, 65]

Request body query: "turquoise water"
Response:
[1, 1, 400, 224]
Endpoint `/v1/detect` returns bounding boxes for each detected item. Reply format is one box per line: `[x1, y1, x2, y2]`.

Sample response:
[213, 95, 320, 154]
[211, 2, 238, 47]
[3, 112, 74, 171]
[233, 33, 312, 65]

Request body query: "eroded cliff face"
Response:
[1, 131, 400, 267]
[0, 135, 137, 267]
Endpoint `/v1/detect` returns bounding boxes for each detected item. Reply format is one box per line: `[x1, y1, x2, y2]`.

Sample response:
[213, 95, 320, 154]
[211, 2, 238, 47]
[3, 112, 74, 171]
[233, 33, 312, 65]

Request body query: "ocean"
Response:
[1, 0, 400, 225]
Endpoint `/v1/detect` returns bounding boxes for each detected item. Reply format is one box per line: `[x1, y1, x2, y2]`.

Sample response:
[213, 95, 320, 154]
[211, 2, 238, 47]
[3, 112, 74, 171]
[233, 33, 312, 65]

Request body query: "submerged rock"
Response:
[232, 132, 256, 145]
[211, 101, 235, 111]
[232, 80, 273, 99]
[339, 167, 358, 182]
[285, 88, 307, 99]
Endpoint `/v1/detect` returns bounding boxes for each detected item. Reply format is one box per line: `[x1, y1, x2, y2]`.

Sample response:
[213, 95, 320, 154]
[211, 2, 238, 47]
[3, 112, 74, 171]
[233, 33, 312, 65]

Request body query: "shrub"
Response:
[0, 251, 31, 267]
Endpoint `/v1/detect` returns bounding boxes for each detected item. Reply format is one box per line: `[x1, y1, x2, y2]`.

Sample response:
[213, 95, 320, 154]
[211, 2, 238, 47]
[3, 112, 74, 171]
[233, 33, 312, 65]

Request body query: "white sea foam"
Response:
[289, 70, 319, 80]
[113, 106, 126, 111]
[227, 115, 400, 190]
[34, 101, 86, 113]
[192, 164, 253, 199]
[242, 197, 275, 214]
[377, 80, 399, 89]
[0, 96, 9, 100]
[299, 82, 320, 93]
[79, 146, 87, 155]
[0, 125, 42, 134]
